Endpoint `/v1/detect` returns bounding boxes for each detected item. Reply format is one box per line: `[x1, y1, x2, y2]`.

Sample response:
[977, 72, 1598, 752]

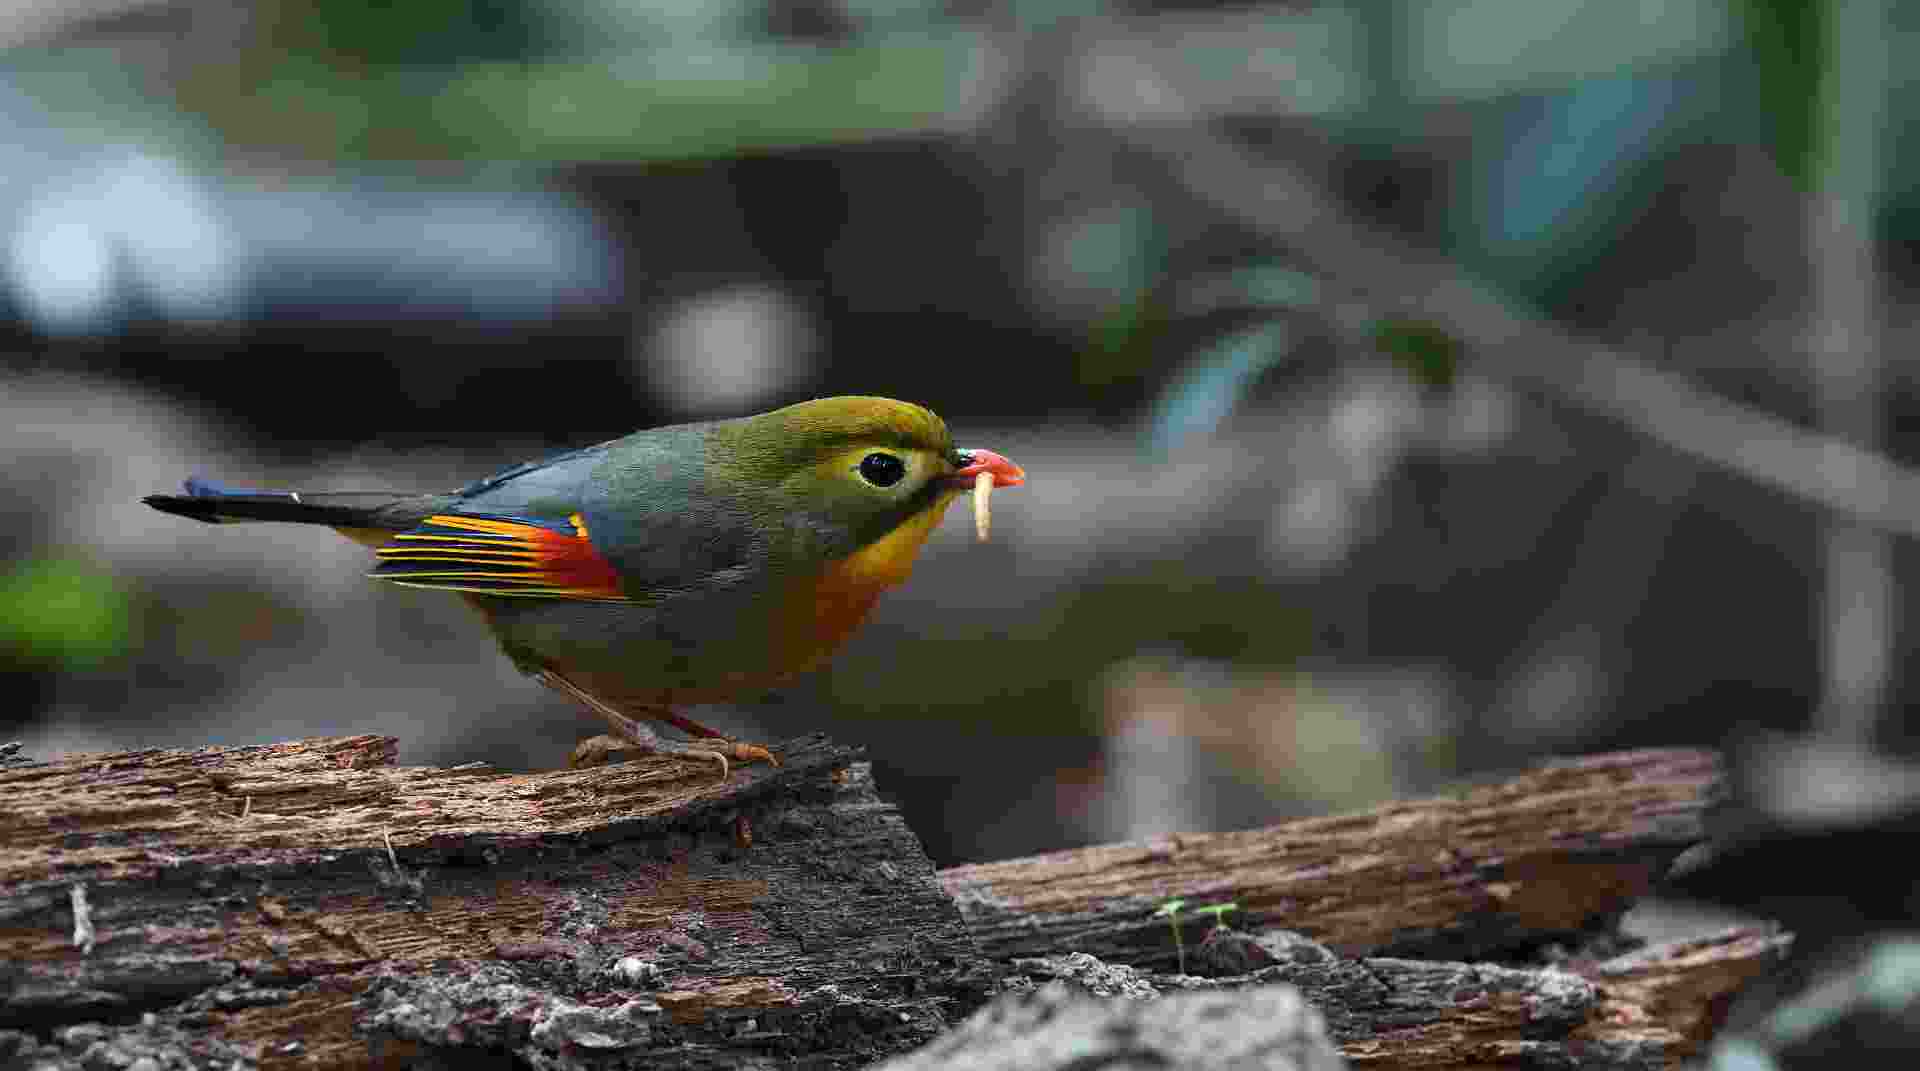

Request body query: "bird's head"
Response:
[713, 396, 1023, 571]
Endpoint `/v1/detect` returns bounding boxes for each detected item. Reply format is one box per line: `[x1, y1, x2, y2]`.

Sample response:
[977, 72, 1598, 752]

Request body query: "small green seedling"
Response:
[1153, 899, 1242, 975]
[1194, 901, 1239, 931]
[1152, 898, 1188, 974]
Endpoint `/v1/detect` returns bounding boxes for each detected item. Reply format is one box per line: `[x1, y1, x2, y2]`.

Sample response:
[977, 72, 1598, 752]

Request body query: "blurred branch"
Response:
[1114, 118, 1920, 541]
[1399, 0, 1731, 101]
[1495, 445, 1703, 741]
[1072, 8, 1362, 124]
[0, 0, 173, 50]
[27, 5, 1736, 164]
[1810, 0, 1895, 739]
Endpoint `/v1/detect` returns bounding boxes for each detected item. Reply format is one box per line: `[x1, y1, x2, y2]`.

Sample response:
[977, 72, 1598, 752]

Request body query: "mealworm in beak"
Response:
[974, 470, 993, 542]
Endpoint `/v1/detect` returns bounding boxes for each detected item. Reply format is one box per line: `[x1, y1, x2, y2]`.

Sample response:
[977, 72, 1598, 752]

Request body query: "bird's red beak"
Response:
[950, 448, 1025, 488]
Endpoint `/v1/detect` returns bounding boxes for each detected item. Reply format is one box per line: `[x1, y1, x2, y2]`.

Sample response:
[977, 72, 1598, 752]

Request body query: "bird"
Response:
[144, 396, 1024, 777]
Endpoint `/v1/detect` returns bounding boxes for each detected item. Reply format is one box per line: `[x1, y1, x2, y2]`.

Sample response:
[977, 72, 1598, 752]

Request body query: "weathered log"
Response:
[1569, 927, 1792, 1059]
[939, 749, 1721, 967]
[962, 924, 1788, 1071]
[1227, 927, 1787, 1068]
[2, 739, 1767, 1070]
[0, 734, 989, 1069]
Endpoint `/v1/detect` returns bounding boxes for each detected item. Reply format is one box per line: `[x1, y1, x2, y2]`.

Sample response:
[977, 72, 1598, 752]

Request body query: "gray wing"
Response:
[447, 422, 759, 600]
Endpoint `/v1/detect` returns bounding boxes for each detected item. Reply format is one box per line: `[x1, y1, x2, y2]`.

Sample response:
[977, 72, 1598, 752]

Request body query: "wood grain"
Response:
[0, 734, 987, 1069]
[940, 749, 1721, 966]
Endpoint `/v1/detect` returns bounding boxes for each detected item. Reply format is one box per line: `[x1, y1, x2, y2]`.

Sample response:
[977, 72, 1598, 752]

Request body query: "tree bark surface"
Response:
[0, 739, 1771, 1070]
[938, 749, 1721, 966]
[868, 924, 1787, 1071]
[0, 733, 987, 1070]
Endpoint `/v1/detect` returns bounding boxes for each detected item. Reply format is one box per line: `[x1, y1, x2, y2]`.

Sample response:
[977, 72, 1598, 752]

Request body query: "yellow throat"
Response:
[779, 488, 965, 672]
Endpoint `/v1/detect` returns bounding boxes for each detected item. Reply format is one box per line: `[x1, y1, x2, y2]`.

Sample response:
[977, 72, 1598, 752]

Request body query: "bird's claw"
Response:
[568, 734, 626, 769]
[727, 740, 781, 768]
[566, 734, 730, 778]
[688, 737, 782, 777]
[567, 734, 776, 781]
[694, 747, 731, 781]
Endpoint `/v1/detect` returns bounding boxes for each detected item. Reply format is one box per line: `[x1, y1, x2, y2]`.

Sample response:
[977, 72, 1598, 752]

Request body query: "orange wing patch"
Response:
[370, 512, 629, 602]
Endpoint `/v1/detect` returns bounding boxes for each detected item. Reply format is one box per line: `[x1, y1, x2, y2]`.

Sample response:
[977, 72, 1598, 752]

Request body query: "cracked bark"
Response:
[939, 749, 1722, 965]
[1, 739, 1780, 1069]
[0, 734, 988, 1069]
[862, 927, 1789, 1071]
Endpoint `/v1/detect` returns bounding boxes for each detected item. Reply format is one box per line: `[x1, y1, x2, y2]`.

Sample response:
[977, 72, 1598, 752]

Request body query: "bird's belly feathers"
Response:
[472, 491, 956, 708]
[473, 588, 813, 707]
[469, 565, 891, 707]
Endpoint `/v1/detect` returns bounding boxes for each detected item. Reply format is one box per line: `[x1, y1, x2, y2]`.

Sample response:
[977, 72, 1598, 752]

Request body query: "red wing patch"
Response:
[370, 512, 629, 602]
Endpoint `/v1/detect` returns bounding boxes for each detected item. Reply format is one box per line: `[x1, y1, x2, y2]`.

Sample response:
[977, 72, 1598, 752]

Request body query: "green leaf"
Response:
[0, 556, 133, 670]
[1737, 0, 1828, 186]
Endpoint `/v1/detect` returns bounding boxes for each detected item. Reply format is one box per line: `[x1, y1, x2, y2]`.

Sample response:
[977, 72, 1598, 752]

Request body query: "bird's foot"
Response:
[568, 734, 634, 769]
[691, 737, 781, 770]
[539, 670, 781, 780]
[566, 733, 779, 779]
[640, 709, 781, 770]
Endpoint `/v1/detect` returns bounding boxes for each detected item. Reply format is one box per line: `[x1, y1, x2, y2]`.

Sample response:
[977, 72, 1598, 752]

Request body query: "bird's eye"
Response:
[857, 452, 907, 488]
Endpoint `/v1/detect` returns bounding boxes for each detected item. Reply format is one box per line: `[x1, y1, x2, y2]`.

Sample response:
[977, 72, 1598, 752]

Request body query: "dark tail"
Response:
[143, 477, 451, 530]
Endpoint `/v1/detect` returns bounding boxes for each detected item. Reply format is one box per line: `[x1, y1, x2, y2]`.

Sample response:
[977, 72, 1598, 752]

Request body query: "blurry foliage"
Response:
[1280, 680, 1407, 809]
[7, 0, 1920, 859]
[292, 0, 554, 68]
[1398, 0, 1731, 101]
[1124, 0, 1909, 447]
[180, 38, 974, 163]
[1460, 71, 1702, 304]
[178, 0, 550, 160]
[1079, 294, 1168, 396]
[1067, 201, 1168, 398]
[172, 0, 978, 162]
[1185, 265, 1321, 314]
[1057, 201, 1163, 310]
[1736, 0, 1827, 187]
[5, 47, 206, 151]
[1144, 321, 1293, 455]
[1373, 319, 1460, 393]
[139, 584, 308, 665]
[0, 557, 132, 671]
[463, 40, 968, 159]
[829, 566, 1315, 738]
[1063, 569, 1315, 666]
[1118, 262, 1323, 447]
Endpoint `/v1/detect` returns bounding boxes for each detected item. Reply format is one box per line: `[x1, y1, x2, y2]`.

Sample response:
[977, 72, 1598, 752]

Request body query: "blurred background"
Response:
[3, 0, 1917, 870]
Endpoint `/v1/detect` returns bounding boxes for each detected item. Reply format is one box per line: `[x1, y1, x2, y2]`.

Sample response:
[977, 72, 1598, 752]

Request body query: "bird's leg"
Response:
[536, 669, 778, 777]
[538, 669, 730, 778]
[655, 709, 726, 738]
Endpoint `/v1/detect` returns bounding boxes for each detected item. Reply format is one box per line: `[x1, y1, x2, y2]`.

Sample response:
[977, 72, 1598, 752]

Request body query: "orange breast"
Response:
[771, 489, 962, 676]
[781, 565, 890, 674]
